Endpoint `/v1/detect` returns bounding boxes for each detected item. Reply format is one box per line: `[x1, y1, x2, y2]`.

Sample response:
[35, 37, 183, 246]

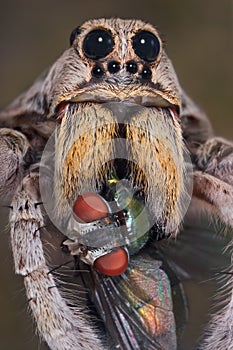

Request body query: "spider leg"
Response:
[180, 94, 233, 348]
[195, 137, 233, 184]
[193, 171, 233, 228]
[192, 137, 233, 229]
[10, 171, 105, 350]
[0, 128, 29, 201]
[180, 92, 233, 229]
[189, 138, 233, 349]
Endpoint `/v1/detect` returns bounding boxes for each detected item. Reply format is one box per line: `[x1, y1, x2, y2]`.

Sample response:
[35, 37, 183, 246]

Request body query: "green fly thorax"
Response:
[105, 173, 149, 255]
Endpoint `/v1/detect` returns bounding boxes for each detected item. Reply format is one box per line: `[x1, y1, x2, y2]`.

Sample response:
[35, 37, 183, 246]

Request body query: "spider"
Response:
[0, 18, 232, 350]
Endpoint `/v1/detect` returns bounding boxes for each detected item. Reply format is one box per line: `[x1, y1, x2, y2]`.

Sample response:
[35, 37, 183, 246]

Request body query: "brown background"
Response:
[0, 0, 232, 349]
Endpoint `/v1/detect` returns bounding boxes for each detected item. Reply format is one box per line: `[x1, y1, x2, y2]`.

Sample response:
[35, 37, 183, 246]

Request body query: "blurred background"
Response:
[0, 0, 232, 349]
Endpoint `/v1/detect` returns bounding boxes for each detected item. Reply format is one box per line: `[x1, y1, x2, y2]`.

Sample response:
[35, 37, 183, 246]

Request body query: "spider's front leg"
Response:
[181, 92, 233, 348]
[0, 128, 29, 201]
[193, 137, 233, 228]
[191, 138, 233, 349]
[10, 171, 105, 350]
[181, 92, 233, 229]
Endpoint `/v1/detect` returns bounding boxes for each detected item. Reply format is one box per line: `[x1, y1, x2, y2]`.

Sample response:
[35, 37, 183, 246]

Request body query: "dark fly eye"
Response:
[132, 30, 160, 62]
[83, 29, 114, 60]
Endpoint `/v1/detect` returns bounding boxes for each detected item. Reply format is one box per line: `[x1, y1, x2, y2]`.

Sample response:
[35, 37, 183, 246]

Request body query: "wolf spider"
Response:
[0, 18, 232, 350]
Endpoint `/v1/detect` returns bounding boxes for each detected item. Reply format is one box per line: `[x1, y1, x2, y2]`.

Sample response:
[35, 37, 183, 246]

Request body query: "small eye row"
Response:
[70, 27, 160, 63]
[106, 60, 150, 76]
[91, 61, 152, 79]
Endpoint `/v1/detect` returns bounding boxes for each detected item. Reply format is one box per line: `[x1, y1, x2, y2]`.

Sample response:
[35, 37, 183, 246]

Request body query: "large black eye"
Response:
[132, 30, 160, 62]
[83, 29, 114, 60]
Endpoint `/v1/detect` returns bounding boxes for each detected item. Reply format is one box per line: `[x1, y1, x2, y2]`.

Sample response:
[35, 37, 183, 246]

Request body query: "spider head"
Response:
[40, 19, 192, 255]
[49, 18, 181, 117]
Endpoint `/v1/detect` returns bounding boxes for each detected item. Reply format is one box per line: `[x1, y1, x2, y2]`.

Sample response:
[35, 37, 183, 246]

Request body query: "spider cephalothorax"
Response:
[0, 18, 232, 350]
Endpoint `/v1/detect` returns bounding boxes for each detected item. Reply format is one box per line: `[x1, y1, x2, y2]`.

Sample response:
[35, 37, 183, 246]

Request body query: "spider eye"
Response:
[132, 30, 160, 62]
[83, 28, 114, 60]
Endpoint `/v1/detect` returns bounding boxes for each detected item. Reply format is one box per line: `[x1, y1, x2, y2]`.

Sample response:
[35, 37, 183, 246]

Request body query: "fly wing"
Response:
[79, 254, 177, 350]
